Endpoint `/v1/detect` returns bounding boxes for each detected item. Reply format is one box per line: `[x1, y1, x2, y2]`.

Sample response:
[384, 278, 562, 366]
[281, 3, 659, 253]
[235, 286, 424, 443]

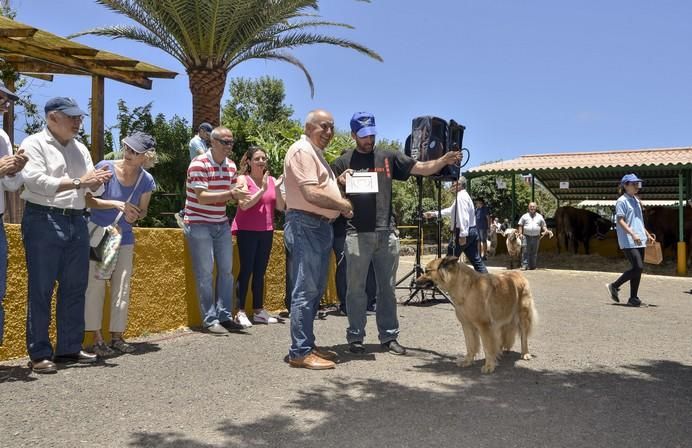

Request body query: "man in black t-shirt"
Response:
[332, 112, 461, 355]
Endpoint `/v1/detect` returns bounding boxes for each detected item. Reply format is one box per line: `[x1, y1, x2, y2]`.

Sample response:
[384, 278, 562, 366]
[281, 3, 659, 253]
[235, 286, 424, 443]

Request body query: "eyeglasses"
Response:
[214, 137, 235, 146]
[123, 146, 144, 156]
[59, 112, 84, 121]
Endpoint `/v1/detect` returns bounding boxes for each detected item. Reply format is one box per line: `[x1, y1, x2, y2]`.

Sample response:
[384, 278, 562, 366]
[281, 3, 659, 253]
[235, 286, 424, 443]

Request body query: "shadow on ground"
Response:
[127, 358, 692, 448]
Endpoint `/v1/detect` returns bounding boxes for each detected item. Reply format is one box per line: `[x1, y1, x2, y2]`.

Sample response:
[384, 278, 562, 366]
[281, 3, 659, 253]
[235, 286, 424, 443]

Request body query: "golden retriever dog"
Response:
[416, 256, 537, 373]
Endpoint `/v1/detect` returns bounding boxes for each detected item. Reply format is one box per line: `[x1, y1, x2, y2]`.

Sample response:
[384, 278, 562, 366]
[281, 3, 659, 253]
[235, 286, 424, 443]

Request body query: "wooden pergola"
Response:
[0, 16, 177, 222]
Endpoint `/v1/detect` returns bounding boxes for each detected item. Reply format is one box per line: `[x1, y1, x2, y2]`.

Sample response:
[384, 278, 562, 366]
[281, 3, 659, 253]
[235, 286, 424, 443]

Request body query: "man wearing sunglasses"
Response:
[0, 81, 28, 349]
[184, 126, 249, 334]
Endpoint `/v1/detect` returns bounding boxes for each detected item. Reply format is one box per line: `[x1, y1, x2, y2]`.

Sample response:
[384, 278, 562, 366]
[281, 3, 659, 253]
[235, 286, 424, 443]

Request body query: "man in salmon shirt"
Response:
[283, 109, 353, 370]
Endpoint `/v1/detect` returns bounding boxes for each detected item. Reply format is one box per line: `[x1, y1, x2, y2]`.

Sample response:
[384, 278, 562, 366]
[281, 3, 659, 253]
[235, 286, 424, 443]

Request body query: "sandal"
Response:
[110, 339, 136, 354]
[90, 341, 115, 357]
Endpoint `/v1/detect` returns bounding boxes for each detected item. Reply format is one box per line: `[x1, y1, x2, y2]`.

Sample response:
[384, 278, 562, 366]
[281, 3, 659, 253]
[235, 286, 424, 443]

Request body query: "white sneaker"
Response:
[204, 323, 227, 334]
[235, 310, 253, 328]
[253, 309, 278, 324]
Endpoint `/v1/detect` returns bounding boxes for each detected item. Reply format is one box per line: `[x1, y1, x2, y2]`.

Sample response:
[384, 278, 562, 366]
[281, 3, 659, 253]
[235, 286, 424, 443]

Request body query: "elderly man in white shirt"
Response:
[0, 81, 28, 347]
[20, 97, 112, 374]
[424, 177, 487, 273]
[517, 202, 549, 270]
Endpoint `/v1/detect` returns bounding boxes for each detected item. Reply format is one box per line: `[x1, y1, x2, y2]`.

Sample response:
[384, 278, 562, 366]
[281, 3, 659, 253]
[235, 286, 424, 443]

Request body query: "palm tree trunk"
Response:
[188, 68, 228, 128]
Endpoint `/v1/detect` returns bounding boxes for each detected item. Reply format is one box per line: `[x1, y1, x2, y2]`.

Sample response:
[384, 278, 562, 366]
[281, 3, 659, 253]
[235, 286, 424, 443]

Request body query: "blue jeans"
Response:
[184, 222, 234, 328]
[22, 206, 90, 360]
[522, 235, 540, 269]
[0, 222, 7, 346]
[447, 226, 488, 273]
[333, 235, 376, 312]
[345, 231, 400, 344]
[284, 210, 332, 359]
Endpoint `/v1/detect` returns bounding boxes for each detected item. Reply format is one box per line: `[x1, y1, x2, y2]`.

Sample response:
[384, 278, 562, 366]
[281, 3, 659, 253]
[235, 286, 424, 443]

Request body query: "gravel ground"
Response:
[1, 256, 691, 448]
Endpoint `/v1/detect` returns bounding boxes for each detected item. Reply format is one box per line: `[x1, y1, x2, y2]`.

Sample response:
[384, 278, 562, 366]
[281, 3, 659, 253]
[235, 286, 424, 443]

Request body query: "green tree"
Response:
[468, 174, 557, 225]
[71, 0, 382, 128]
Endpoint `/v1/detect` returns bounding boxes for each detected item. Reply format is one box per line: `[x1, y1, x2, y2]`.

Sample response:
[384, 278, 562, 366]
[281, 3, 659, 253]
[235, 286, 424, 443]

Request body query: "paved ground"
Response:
[1, 256, 691, 448]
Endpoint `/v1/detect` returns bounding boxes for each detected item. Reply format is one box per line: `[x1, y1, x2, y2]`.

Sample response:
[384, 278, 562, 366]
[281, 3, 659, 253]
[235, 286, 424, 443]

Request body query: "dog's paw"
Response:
[521, 353, 532, 361]
[481, 363, 496, 374]
[457, 356, 473, 367]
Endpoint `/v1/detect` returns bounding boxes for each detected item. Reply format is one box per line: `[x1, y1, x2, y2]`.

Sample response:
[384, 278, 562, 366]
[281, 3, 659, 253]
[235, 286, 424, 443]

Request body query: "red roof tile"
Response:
[468, 147, 692, 173]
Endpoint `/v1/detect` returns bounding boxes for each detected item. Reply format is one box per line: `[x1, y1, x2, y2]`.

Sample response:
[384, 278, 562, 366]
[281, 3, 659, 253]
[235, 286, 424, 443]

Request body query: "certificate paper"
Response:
[346, 172, 378, 194]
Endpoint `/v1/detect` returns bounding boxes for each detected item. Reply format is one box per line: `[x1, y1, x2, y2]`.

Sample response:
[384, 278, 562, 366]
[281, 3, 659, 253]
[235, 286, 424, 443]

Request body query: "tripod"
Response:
[396, 176, 449, 304]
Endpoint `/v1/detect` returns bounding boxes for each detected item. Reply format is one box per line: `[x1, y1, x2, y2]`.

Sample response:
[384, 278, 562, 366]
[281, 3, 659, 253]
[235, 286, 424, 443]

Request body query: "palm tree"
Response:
[71, 0, 382, 127]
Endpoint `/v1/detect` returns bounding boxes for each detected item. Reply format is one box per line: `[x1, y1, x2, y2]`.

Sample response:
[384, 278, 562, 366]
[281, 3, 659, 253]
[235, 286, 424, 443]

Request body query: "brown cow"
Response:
[643, 205, 692, 265]
[555, 206, 612, 254]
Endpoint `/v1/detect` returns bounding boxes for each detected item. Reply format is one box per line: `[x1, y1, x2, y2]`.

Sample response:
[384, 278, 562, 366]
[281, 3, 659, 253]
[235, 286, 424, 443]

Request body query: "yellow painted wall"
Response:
[1, 226, 337, 362]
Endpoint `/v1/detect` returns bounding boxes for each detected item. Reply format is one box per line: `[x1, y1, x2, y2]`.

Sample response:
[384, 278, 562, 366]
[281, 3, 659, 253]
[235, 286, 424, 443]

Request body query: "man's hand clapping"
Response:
[231, 184, 250, 202]
[81, 167, 112, 190]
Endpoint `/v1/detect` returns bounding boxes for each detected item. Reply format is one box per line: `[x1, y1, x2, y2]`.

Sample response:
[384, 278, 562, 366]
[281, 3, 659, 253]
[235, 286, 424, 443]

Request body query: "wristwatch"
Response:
[72, 178, 82, 189]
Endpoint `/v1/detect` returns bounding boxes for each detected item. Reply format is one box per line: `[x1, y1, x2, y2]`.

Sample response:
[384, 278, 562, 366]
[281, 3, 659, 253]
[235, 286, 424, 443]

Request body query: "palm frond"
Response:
[69, 25, 187, 64]
[231, 51, 315, 97]
[231, 32, 383, 67]
[76, 0, 383, 100]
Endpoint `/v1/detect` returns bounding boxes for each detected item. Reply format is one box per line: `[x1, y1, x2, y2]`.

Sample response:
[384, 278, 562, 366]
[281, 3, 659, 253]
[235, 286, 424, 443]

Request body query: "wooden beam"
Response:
[90, 75, 105, 162]
[9, 60, 87, 75]
[0, 27, 36, 38]
[84, 57, 139, 67]
[20, 73, 54, 81]
[0, 37, 153, 89]
[60, 46, 99, 57]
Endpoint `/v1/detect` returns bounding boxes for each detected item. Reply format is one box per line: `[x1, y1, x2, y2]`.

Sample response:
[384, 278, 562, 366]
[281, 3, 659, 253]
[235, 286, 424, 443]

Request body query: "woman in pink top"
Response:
[232, 146, 285, 327]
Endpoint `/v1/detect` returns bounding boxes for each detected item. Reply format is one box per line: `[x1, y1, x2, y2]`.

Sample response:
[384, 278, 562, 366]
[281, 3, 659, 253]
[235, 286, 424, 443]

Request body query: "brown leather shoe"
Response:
[29, 359, 57, 374]
[312, 346, 337, 361]
[289, 352, 335, 370]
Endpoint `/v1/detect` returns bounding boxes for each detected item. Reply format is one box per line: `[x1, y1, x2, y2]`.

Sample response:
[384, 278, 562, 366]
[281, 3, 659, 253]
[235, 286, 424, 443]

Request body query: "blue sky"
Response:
[10, 0, 692, 167]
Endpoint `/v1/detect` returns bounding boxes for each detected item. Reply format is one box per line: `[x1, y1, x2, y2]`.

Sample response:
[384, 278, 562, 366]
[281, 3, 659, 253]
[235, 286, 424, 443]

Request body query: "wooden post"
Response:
[531, 174, 535, 202]
[90, 75, 104, 162]
[2, 75, 14, 142]
[2, 76, 23, 224]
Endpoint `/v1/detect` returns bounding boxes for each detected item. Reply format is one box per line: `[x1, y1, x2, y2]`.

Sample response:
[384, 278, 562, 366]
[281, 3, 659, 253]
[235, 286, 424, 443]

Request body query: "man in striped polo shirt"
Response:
[184, 126, 248, 334]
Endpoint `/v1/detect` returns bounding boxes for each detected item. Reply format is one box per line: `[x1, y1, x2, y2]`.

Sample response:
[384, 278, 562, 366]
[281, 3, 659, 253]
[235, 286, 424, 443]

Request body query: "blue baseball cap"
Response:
[123, 131, 156, 153]
[44, 97, 87, 117]
[620, 173, 643, 185]
[350, 112, 377, 138]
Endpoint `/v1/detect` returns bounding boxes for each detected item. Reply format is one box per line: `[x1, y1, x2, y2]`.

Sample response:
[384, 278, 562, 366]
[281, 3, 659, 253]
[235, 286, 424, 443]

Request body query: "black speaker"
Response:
[440, 120, 465, 179]
[407, 116, 448, 162]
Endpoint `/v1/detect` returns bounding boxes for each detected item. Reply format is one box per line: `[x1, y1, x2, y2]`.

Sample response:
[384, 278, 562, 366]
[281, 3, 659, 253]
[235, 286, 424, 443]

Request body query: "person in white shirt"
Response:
[20, 97, 112, 374]
[188, 122, 212, 160]
[517, 202, 549, 270]
[0, 81, 28, 347]
[424, 177, 487, 273]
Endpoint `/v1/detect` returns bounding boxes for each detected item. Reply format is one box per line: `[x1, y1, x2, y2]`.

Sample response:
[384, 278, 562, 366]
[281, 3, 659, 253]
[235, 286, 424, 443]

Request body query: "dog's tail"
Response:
[520, 283, 538, 336]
